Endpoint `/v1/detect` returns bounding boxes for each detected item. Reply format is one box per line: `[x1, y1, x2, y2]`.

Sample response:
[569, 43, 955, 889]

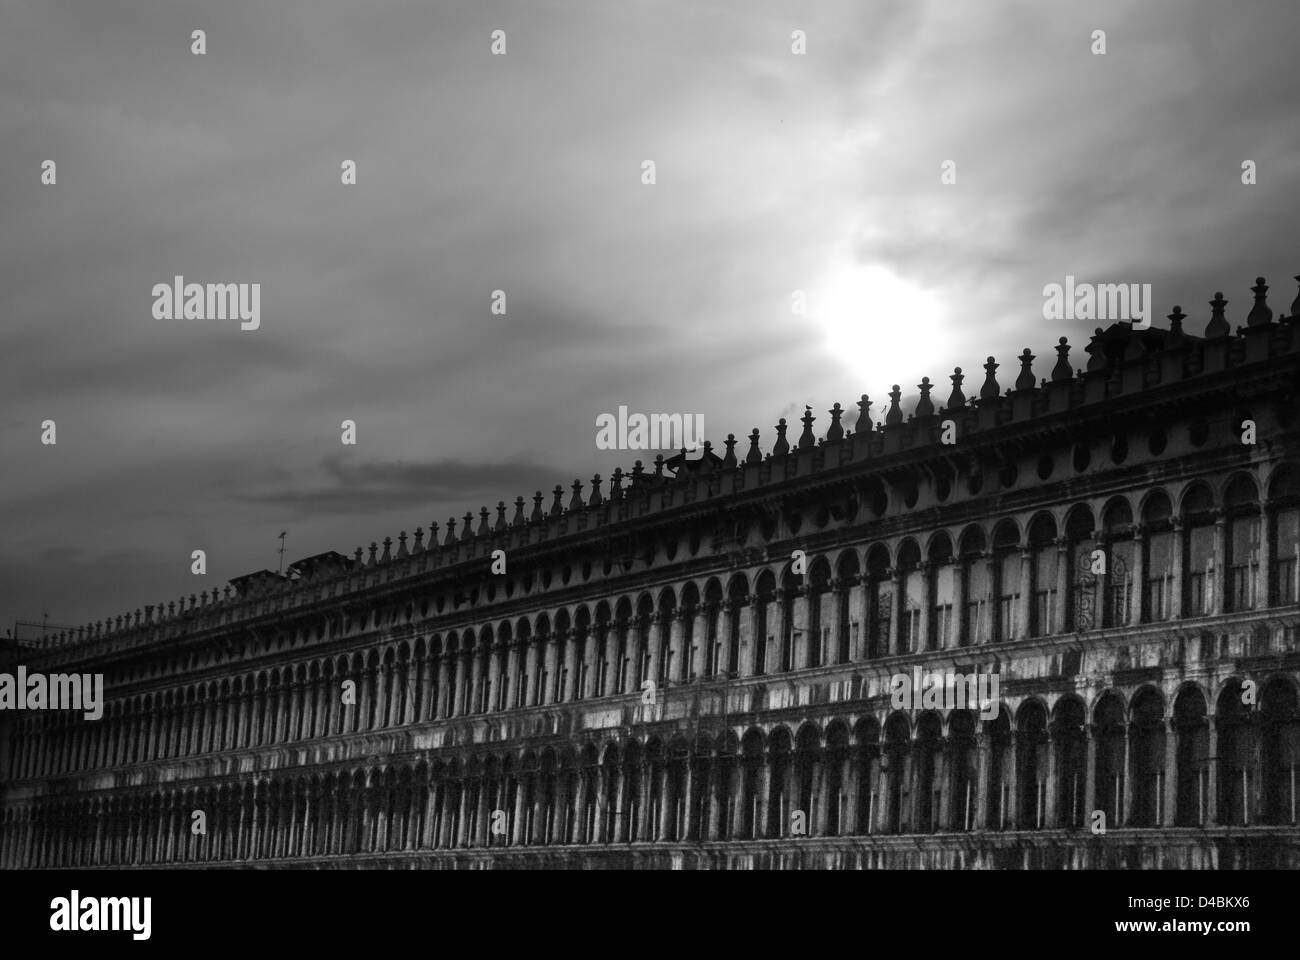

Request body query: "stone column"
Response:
[1211, 510, 1227, 615]
[1257, 501, 1272, 610]
[794, 587, 812, 669]
[613, 764, 628, 843]
[1162, 718, 1178, 827]
[813, 754, 830, 836]
[542, 635, 559, 705]
[1205, 717, 1218, 826]
[1016, 549, 1032, 640]
[1083, 725, 1097, 828]
[917, 564, 933, 652]
[595, 625, 614, 697]
[853, 574, 870, 660]
[825, 580, 843, 665]
[737, 597, 756, 676]
[510, 777, 527, 846]
[467, 648, 483, 715]
[1054, 538, 1071, 634]
[950, 560, 967, 649]
[503, 641, 520, 709]
[1129, 525, 1147, 625]
[418, 653, 435, 722]
[631, 759, 650, 842]
[755, 758, 772, 839]
[1121, 723, 1132, 827]
[475, 778, 491, 846]
[1169, 518, 1186, 620]
[1044, 730, 1059, 827]
[486, 645, 501, 713]
[888, 569, 903, 655]
[636, 614, 657, 689]
[561, 630, 578, 702]
[691, 606, 708, 679]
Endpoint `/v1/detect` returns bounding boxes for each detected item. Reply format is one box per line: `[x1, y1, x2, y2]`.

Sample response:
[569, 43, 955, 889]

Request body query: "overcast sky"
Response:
[3, 0, 1299, 634]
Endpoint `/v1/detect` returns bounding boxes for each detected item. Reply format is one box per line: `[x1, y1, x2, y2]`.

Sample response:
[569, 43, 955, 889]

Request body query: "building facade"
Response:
[2, 277, 1299, 870]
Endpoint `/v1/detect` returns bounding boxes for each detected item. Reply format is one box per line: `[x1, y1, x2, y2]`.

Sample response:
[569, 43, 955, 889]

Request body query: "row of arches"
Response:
[6, 676, 1298, 867]
[12, 471, 1299, 782]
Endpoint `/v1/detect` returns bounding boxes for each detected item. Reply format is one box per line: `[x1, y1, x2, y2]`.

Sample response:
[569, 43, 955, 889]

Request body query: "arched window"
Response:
[1128, 688, 1166, 827]
[1017, 701, 1049, 829]
[881, 714, 909, 834]
[752, 573, 775, 676]
[1142, 491, 1174, 621]
[1064, 505, 1096, 631]
[928, 534, 955, 649]
[1260, 679, 1300, 826]
[1093, 693, 1126, 827]
[1028, 514, 1058, 637]
[1216, 680, 1256, 826]
[836, 552, 861, 663]
[992, 522, 1020, 642]
[1101, 501, 1134, 628]
[1224, 475, 1261, 612]
[914, 712, 943, 832]
[949, 711, 977, 832]
[958, 527, 988, 645]
[1173, 686, 1210, 826]
[808, 560, 832, 668]
[1181, 484, 1216, 616]
[1268, 466, 1300, 606]
[1051, 698, 1087, 828]
[897, 540, 922, 654]
[865, 546, 891, 659]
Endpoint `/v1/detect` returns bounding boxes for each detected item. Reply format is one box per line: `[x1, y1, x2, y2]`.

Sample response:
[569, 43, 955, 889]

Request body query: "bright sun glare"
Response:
[815, 263, 947, 388]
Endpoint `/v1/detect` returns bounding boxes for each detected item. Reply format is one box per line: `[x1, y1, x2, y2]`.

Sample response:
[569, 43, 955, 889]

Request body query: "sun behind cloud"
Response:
[814, 262, 948, 392]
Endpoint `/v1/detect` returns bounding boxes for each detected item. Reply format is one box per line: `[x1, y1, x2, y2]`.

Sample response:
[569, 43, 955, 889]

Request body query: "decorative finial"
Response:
[1247, 277, 1272, 327]
[495, 502, 508, 531]
[1085, 328, 1107, 372]
[797, 406, 816, 450]
[512, 497, 526, 526]
[826, 403, 844, 441]
[722, 434, 738, 467]
[568, 479, 584, 511]
[369, 542, 380, 565]
[746, 428, 762, 464]
[462, 511, 475, 540]
[1206, 291, 1230, 337]
[397, 531, 409, 557]
[979, 357, 1000, 400]
[477, 507, 490, 536]
[589, 475, 603, 506]
[354, 547, 364, 565]
[773, 418, 790, 456]
[885, 385, 903, 425]
[1050, 339, 1071, 381]
[550, 485, 565, 516]
[1015, 348, 1036, 391]
[653, 454, 665, 477]
[631, 460, 645, 482]
[610, 467, 625, 499]
[915, 379, 934, 417]
[856, 395, 873, 432]
[413, 527, 425, 553]
[428, 521, 439, 546]
[443, 519, 457, 545]
[532, 492, 545, 522]
[381, 537, 392, 562]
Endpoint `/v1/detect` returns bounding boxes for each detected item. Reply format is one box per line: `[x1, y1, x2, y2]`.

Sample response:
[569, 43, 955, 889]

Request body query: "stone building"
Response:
[2, 276, 1299, 870]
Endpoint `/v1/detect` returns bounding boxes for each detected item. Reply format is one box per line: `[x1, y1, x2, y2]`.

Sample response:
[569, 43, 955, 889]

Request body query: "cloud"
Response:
[239, 454, 573, 519]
